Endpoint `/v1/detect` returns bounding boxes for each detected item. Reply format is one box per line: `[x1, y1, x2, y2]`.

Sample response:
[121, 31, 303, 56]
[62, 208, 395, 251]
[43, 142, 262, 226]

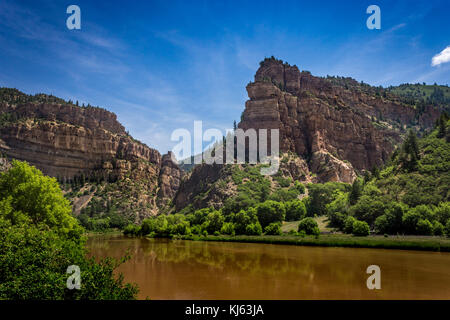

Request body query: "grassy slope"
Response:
[281, 216, 332, 233]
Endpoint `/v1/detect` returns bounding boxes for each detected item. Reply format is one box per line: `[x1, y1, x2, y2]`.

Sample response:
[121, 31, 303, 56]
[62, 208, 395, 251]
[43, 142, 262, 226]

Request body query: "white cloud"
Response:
[431, 46, 450, 66]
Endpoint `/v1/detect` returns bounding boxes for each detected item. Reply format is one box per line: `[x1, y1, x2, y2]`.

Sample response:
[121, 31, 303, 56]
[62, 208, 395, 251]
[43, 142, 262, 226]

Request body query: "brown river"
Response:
[87, 235, 450, 300]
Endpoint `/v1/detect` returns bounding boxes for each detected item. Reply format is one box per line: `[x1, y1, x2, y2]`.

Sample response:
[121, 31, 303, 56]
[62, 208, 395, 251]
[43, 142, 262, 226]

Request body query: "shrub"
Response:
[123, 224, 140, 236]
[402, 210, 422, 234]
[203, 210, 224, 234]
[268, 188, 299, 202]
[434, 202, 450, 225]
[307, 182, 350, 216]
[0, 160, 83, 239]
[294, 181, 305, 194]
[285, 200, 306, 221]
[256, 200, 286, 228]
[416, 219, 433, 235]
[297, 217, 320, 236]
[352, 220, 370, 236]
[432, 221, 444, 236]
[0, 161, 138, 299]
[344, 216, 356, 234]
[245, 222, 262, 235]
[375, 215, 389, 234]
[232, 208, 258, 235]
[220, 222, 235, 235]
[446, 220, 450, 237]
[264, 222, 282, 235]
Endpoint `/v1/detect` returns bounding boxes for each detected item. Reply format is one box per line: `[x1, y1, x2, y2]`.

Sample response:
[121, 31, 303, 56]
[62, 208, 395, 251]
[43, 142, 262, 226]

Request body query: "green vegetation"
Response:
[125, 117, 449, 251]
[297, 217, 320, 236]
[179, 234, 450, 252]
[0, 161, 138, 299]
[326, 119, 449, 236]
[386, 83, 450, 113]
[0, 87, 108, 111]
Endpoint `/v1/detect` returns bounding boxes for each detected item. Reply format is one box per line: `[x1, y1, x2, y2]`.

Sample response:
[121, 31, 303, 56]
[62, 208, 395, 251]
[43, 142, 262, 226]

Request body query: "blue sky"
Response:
[0, 0, 449, 153]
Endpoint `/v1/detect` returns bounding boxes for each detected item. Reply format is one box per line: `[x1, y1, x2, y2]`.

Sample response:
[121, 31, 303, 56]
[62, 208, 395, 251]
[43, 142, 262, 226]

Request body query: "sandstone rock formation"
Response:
[0, 89, 182, 220]
[158, 151, 184, 207]
[238, 57, 440, 182]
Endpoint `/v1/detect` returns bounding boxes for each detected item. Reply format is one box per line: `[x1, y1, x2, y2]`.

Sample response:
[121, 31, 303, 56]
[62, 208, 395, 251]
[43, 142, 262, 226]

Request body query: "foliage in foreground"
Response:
[0, 160, 138, 299]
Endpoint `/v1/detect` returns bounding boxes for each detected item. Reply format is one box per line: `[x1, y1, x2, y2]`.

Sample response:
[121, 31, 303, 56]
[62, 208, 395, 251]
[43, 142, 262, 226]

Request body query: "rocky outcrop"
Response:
[0, 90, 183, 220]
[239, 58, 440, 181]
[158, 151, 184, 206]
[0, 119, 161, 179]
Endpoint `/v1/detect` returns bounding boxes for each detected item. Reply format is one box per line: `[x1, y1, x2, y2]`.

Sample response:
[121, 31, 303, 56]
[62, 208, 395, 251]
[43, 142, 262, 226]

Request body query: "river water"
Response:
[87, 235, 450, 300]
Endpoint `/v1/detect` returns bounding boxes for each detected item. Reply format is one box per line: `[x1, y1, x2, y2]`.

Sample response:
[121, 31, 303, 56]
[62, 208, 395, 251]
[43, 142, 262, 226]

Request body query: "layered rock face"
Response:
[0, 90, 183, 220]
[158, 151, 184, 206]
[0, 102, 160, 179]
[239, 58, 440, 182]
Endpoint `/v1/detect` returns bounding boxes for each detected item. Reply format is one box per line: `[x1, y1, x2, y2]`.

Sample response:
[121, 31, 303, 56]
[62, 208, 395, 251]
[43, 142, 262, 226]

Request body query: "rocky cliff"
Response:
[0, 88, 183, 221]
[238, 57, 440, 182]
[173, 58, 442, 212]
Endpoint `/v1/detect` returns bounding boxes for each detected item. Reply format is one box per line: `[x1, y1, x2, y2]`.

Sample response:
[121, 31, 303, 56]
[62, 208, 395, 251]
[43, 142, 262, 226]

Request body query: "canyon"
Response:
[0, 58, 444, 219]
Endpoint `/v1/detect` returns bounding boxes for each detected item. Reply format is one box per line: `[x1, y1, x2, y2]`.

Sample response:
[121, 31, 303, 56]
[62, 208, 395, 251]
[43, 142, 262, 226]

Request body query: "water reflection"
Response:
[87, 235, 450, 300]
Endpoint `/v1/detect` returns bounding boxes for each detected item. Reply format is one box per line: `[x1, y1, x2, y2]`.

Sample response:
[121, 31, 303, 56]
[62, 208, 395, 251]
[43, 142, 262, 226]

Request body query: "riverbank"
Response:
[172, 233, 450, 252]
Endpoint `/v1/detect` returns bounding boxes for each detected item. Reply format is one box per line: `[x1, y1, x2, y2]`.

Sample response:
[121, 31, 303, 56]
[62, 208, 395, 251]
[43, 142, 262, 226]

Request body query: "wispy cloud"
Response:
[431, 46, 450, 66]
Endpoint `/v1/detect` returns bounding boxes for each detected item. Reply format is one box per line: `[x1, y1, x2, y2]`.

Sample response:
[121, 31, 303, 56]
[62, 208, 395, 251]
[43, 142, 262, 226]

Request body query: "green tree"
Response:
[220, 222, 235, 235]
[432, 221, 444, 236]
[256, 200, 286, 228]
[297, 217, 320, 236]
[400, 130, 420, 172]
[245, 222, 262, 235]
[0, 161, 138, 299]
[349, 178, 363, 205]
[352, 220, 370, 236]
[264, 222, 282, 235]
[344, 216, 356, 234]
[416, 219, 433, 235]
[203, 211, 224, 234]
[0, 160, 83, 239]
[445, 220, 450, 237]
[285, 200, 306, 221]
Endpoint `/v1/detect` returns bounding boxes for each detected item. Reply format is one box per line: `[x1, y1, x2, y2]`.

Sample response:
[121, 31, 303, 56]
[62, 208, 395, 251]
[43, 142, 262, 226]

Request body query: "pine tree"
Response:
[349, 178, 362, 205]
[401, 129, 420, 172]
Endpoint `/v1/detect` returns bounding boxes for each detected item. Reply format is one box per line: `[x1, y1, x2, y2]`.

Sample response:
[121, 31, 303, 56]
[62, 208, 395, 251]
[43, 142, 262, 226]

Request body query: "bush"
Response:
[0, 161, 138, 299]
[203, 211, 224, 234]
[352, 220, 370, 236]
[344, 216, 356, 234]
[285, 200, 306, 221]
[297, 217, 320, 236]
[0, 160, 83, 239]
[402, 210, 422, 234]
[264, 222, 282, 235]
[416, 219, 433, 235]
[446, 220, 450, 237]
[375, 215, 389, 234]
[220, 222, 235, 235]
[432, 221, 444, 236]
[123, 224, 140, 236]
[434, 202, 450, 225]
[256, 200, 285, 228]
[245, 222, 263, 235]
[231, 208, 258, 235]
